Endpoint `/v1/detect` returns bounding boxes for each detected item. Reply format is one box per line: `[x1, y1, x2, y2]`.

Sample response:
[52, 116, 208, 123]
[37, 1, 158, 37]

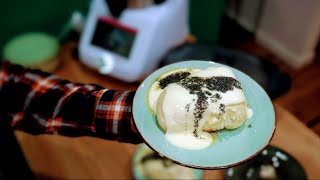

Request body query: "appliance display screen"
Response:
[91, 17, 137, 58]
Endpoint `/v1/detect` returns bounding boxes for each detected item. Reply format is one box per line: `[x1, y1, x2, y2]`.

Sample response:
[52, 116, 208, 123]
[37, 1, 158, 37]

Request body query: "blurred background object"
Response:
[0, 0, 90, 72]
[0, 0, 90, 51]
[188, 0, 225, 45]
[3, 32, 60, 72]
[224, 145, 307, 180]
[132, 144, 203, 180]
[221, 0, 320, 135]
[79, 0, 189, 82]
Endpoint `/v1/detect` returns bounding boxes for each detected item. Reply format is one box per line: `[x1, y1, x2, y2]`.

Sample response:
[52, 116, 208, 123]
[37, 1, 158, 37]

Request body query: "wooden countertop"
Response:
[15, 44, 320, 179]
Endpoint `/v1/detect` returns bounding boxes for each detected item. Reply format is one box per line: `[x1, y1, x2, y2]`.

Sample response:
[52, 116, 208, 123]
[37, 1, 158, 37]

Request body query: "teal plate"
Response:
[225, 145, 307, 180]
[132, 144, 204, 180]
[133, 60, 275, 169]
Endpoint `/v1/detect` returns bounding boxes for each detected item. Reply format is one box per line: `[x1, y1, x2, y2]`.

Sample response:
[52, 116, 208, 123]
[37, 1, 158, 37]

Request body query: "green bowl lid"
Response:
[3, 32, 59, 66]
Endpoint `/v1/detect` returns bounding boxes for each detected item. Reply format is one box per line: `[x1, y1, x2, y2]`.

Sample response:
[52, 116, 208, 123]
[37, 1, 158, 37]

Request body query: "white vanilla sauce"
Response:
[149, 67, 253, 150]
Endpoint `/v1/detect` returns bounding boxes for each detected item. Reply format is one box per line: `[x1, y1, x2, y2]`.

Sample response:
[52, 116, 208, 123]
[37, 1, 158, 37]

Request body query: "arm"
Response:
[0, 61, 141, 144]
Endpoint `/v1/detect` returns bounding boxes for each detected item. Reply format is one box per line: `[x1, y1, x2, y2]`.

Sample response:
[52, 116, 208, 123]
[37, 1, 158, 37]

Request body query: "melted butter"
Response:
[211, 133, 219, 145]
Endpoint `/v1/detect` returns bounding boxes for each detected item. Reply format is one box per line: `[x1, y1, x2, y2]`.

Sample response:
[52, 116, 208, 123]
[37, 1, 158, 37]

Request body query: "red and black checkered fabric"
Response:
[0, 61, 141, 144]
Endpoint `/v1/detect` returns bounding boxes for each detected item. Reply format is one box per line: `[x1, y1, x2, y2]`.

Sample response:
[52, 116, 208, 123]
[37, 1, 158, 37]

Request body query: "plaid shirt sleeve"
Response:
[0, 61, 141, 144]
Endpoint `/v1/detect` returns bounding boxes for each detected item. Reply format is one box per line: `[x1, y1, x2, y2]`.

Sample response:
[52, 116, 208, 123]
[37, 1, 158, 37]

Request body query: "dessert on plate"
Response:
[148, 66, 253, 150]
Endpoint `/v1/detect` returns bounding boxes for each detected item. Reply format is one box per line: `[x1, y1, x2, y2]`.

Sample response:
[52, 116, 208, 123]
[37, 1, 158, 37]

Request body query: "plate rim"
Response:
[132, 60, 276, 169]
